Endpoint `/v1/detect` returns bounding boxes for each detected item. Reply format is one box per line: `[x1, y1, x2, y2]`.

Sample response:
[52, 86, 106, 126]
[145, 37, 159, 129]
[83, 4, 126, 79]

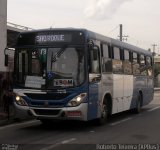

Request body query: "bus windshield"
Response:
[47, 47, 85, 88]
[15, 46, 85, 89]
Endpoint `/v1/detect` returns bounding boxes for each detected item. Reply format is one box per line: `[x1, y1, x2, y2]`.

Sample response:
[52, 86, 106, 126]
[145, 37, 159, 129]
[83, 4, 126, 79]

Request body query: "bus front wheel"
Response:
[96, 102, 108, 125]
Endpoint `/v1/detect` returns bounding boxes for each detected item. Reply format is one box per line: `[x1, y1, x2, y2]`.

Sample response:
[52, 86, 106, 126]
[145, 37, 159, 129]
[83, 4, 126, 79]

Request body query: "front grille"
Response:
[25, 93, 70, 100]
[34, 109, 60, 116]
[30, 101, 65, 108]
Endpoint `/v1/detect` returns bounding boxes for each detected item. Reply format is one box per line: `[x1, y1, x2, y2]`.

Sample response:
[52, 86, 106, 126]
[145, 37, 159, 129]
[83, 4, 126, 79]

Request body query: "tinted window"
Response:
[146, 56, 152, 66]
[112, 47, 123, 74]
[124, 50, 130, 61]
[89, 47, 100, 74]
[123, 50, 132, 74]
[132, 52, 140, 75]
[48, 47, 85, 88]
[103, 44, 109, 58]
[133, 52, 138, 63]
[140, 55, 145, 65]
[139, 54, 147, 76]
[113, 47, 120, 60]
[102, 44, 112, 73]
[146, 56, 153, 76]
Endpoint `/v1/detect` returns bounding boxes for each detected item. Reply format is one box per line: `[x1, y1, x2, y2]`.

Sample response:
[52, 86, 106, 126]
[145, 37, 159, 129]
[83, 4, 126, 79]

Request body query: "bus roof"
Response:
[19, 28, 152, 56]
[86, 29, 152, 56]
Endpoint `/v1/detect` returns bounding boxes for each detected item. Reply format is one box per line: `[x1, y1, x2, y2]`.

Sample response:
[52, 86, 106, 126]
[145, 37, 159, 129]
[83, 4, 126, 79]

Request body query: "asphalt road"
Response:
[0, 91, 160, 150]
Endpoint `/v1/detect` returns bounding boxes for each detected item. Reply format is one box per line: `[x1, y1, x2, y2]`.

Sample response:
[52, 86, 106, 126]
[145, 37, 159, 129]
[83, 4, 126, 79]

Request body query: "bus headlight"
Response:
[16, 96, 20, 101]
[67, 93, 87, 107]
[15, 95, 28, 106]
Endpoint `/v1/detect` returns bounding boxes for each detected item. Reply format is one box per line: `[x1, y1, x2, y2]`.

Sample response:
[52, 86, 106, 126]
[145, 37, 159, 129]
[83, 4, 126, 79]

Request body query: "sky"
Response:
[7, 0, 160, 53]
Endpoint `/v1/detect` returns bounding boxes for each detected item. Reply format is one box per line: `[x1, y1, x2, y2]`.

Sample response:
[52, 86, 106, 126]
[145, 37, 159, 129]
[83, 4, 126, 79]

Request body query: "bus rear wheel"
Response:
[134, 93, 142, 114]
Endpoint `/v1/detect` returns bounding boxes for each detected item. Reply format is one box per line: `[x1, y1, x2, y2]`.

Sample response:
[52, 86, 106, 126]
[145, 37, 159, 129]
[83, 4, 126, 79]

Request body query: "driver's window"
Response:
[18, 50, 28, 83]
[89, 47, 100, 74]
[31, 50, 41, 75]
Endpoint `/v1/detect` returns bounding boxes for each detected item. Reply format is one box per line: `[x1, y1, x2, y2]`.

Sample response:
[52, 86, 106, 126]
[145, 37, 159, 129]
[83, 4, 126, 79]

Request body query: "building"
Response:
[0, 0, 31, 115]
[0, 0, 7, 76]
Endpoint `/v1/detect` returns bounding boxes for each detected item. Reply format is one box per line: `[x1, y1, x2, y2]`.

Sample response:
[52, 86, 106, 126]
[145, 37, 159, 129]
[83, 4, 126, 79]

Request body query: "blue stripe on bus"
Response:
[87, 83, 99, 120]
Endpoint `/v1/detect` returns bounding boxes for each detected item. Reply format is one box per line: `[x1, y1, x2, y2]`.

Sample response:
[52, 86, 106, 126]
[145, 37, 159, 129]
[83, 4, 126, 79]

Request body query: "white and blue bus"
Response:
[12, 28, 154, 124]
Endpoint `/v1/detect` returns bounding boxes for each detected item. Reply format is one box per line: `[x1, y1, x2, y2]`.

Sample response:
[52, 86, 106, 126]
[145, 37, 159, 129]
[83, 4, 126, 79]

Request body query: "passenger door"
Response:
[88, 44, 102, 120]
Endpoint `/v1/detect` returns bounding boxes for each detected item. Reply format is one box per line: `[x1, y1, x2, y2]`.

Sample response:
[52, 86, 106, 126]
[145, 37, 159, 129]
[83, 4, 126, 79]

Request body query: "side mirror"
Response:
[4, 47, 9, 67]
[5, 54, 8, 66]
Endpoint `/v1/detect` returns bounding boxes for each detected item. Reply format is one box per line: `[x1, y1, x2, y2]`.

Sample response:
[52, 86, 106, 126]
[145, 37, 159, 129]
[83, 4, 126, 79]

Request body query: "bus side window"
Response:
[31, 50, 41, 75]
[146, 56, 153, 76]
[140, 55, 145, 65]
[89, 46, 100, 74]
[102, 44, 112, 73]
[139, 54, 147, 76]
[123, 50, 132, 75]
[112, 47, 123, 74]
[132, 52, 140, 75]
[18, 51, 28, 83]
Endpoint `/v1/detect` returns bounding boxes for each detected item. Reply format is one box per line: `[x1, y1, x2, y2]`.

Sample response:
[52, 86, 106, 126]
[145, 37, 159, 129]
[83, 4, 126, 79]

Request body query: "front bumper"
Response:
[14, 102, 31, 119]
[14, 102, 88, 121]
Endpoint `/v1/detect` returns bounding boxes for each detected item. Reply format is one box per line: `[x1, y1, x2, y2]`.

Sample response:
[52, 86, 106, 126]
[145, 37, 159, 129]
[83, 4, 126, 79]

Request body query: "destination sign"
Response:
[35, 34, 72, 44]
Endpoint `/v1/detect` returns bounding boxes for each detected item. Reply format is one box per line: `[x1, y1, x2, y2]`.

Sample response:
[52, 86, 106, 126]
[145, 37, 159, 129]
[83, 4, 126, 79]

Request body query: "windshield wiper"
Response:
[51, 47, 66, 69]
[51, 47, 66, 63]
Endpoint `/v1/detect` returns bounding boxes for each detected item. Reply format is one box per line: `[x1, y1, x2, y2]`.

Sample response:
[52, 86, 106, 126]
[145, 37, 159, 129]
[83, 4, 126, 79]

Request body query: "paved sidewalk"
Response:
[0, 114, 15, 126]
[0, 106, 16, 126]
[0, 108, 33, 126]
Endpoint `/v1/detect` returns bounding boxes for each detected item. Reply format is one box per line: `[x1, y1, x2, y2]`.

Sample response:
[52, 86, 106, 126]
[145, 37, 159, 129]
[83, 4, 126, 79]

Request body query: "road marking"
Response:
[109, 106, 160, 126]
[147, 106, 160, 112]
[40, 143, 60, 150]
[109, 117, 132, 126]
[40, 138, 76, 150]
[61, 138, 76, 144]
[0, 120, 39, 130]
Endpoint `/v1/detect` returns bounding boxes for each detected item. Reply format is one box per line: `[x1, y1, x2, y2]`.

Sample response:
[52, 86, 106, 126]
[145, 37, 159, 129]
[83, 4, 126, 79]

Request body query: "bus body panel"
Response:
[145, 76, 154, 104]
[112, 74, 124, 114]
[29, 103, 88, 121]
[14, 99, 88, 121]
[88, 83, 99, 120]
[112, 74, 134, 114]
[13, 84, 89, 121]
[123, 75, 134, 111]
[101, 73, 113, 113]
[130, 76, 152, 109]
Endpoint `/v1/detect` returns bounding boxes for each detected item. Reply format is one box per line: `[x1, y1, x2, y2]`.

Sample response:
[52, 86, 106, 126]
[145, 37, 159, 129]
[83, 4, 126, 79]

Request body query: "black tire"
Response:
[95, 102, 108, 125]
[134, 93, 142, 114]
